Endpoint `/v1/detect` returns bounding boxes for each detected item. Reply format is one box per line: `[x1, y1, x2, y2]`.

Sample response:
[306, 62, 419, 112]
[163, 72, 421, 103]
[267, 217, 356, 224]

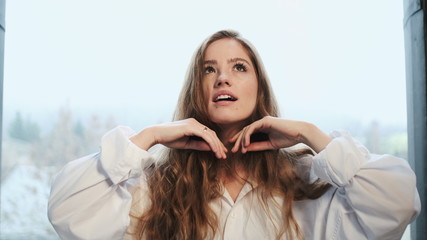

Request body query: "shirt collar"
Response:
[221, 177, 259, 205]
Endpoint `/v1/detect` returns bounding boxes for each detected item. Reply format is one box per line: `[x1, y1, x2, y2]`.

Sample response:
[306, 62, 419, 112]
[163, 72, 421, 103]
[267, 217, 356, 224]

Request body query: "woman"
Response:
[48, 30, 420, 240]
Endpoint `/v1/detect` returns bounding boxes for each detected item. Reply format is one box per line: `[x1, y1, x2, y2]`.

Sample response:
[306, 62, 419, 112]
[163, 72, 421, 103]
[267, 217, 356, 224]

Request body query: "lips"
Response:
[212, 91, 238, 102]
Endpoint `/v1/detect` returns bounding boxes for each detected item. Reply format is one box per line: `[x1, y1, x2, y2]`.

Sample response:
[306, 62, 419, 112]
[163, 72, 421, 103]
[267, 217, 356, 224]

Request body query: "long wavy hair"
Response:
[133, 30, 331, 240]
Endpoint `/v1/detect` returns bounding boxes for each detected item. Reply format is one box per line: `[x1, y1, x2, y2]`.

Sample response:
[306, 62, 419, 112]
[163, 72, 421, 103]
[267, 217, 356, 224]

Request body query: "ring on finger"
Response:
[203, 126, 208, 132]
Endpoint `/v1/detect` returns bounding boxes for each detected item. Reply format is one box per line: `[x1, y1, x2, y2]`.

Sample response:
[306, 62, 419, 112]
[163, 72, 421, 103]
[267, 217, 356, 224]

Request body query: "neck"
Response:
[216, 123, 250, 180]
[218, 151, 248, 182]
[217, 121, 247, 144]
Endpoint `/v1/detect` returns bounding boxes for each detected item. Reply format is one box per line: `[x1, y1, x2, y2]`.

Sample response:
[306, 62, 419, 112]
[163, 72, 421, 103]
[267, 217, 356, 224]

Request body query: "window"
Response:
[1, 1, 411, 239]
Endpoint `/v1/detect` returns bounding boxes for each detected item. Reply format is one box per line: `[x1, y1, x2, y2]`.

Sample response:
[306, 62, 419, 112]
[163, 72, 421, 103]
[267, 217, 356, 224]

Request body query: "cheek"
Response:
[202, 82, 211, 103]
[247, 82, 259, 105]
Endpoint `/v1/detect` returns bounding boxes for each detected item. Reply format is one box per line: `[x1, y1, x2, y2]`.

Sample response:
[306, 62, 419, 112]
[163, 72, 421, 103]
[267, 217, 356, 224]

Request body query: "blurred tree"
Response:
[30, 107, 85, 167]
[73, 120, 85, 138]
[28, 107, 117, 168]
[83, 114, 116, 153]
[382, 133, 408, 159]
[8, 112, 23, 139]
[8, 112, 40, 142]
[365, 121, 381, 154]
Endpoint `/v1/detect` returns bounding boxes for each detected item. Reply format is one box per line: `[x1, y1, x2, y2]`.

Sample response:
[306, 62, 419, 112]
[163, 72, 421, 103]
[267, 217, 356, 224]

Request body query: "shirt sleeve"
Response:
[48, 126, 154, 240]
[311, 131, 421, 239]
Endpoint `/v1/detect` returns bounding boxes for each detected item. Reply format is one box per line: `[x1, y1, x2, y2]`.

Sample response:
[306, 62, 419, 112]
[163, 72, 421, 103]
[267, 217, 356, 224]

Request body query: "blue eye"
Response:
[204, 66, 215, 74]
[234, 63, 247, 72]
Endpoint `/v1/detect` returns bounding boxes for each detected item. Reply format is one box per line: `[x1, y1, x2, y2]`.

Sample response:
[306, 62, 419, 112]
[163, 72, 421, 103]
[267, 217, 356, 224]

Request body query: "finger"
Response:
[216, 132, 229, 159]
[243, 120, 265, 148]
[208, 129, 227, 159]
[232, 130, 245, 153]
[202, 129, 223, 158]
[209, 130, 227, 159]
[219, 140, 228, 159]
[187, 135, 226, 157]
[200, 127, 226, 159]
[229, 130, 243, 143]
[188, 139, 226, 159]
[186, 140, 212, 151]
[245, 141, 274, 152]
[241, 127, 249, 153]
[242, 126, 253, 149]
[190, 126, 218, 152]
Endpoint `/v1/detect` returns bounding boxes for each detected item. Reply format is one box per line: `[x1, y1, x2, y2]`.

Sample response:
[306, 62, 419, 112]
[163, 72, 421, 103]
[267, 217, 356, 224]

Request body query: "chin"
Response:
[208, 107, 255, 126]
[209, 114, 252, 126]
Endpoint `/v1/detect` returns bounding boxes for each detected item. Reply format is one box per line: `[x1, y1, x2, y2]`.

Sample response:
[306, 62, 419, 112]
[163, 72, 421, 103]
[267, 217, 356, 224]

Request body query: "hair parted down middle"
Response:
[131, 30, 331, 240]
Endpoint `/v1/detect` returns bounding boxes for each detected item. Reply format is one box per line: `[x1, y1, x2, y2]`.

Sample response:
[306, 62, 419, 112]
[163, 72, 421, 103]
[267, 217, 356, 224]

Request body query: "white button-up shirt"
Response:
[48, 126, 420, 240]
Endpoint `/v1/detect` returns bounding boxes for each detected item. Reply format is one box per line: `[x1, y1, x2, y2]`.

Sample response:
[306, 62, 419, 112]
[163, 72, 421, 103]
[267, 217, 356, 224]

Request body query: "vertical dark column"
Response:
[403, 0, 427, 239]
[0, 0, 5, 231]
[0, 0, 5, 182]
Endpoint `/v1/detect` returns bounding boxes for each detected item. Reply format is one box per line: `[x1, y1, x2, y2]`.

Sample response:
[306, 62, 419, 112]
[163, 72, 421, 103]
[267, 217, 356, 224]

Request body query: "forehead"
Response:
[204, 38, 250, 61]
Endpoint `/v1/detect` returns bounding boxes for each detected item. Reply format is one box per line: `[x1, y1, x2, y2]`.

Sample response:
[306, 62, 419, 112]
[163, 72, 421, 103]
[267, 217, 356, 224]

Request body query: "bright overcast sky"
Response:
[3, 0, 407, 132]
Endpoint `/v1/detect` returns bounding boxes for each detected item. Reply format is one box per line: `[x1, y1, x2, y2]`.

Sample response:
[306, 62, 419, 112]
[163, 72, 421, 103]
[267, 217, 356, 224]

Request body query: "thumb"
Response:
[186, 139, 213, 151]
[245, 141, 275, 152]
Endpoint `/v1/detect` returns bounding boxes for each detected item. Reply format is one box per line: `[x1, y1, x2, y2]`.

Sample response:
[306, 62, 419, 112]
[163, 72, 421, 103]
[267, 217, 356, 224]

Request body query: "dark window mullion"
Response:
[403, 0, 427, 239]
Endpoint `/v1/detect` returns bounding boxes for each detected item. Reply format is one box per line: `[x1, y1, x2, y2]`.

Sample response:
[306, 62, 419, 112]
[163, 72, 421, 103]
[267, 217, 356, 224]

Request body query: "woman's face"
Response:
[202, 38, 258, 127]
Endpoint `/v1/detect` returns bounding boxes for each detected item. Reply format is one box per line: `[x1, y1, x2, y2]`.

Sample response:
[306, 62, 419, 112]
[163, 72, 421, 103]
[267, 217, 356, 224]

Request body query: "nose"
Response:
[215, 71, 232, 87]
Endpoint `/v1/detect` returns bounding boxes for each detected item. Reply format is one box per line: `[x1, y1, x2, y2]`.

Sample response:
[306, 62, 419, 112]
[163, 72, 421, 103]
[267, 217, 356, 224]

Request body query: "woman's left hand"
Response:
[229, 116, 332, 153]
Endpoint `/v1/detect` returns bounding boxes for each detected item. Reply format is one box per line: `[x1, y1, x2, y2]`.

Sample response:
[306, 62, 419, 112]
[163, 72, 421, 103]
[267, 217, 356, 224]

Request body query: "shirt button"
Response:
[230, 213, 236, 218]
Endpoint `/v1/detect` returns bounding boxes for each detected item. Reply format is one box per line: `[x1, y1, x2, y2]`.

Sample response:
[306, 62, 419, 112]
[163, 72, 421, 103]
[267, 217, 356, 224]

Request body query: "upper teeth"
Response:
[216, 95, 233, 101]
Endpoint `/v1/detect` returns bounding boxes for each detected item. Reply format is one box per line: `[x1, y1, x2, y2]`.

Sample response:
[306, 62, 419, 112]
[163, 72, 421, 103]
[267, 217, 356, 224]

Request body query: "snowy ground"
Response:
[1, 165, 59, 240]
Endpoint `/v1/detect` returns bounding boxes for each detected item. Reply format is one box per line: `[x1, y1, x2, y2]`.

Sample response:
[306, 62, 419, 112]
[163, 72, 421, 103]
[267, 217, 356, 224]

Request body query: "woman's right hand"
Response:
[130, 118, 227, 159]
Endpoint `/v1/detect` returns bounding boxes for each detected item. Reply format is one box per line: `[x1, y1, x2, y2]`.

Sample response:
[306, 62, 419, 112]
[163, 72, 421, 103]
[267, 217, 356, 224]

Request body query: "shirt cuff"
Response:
[100, 126, 154, 185]
[311, 131, 370, 187]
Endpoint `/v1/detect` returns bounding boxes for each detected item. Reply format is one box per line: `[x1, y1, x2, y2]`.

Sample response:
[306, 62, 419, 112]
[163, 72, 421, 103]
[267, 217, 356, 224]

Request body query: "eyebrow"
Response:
[203, 57, 252, 66]
[229, 57, 251, 66]
[204, 59, 217, 65]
